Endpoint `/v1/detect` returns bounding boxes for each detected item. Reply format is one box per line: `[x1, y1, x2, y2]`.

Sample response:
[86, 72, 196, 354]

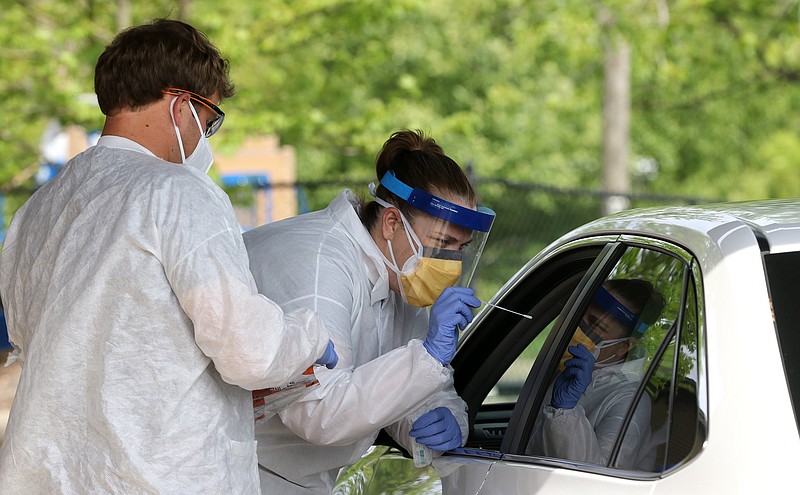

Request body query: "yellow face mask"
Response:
[399, 256, 462, 307]
[377, 199, 466, 307]
[558, 326, 601, 370]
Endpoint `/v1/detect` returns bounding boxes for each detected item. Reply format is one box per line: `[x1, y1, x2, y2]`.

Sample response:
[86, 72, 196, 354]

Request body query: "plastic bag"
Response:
[253, 366, 320, 424]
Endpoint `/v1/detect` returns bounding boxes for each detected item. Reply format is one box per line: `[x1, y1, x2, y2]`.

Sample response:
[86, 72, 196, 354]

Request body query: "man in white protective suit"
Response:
[0, 19, 336, 495]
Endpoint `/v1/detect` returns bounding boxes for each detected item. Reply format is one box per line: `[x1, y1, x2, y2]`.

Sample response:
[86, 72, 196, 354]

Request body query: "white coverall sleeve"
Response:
[278, 340, 452, 446]
[161, 182, 330, 390]
[246, 214, 455, 447]
[384, 381, 469, 456]
[542, 404, 602, 463]
[542, 388, 651, 469]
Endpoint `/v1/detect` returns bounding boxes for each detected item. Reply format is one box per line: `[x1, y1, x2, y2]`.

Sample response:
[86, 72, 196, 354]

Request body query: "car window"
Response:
[484, 323, 554, 405]
[454, 245, 605, 451]
[521, 244, 700, 473]
[454, 240, 707, 477]
[763, 251, 800, 436]
[626, 275, 704, 472]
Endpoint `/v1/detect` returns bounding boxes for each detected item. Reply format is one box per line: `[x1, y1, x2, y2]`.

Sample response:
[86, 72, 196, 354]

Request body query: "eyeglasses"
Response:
[164, 88, 225, 137]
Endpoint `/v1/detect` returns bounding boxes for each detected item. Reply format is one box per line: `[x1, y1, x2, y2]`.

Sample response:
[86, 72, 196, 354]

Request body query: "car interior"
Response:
[372, 238, 708, 482]
[450, 240, 706, 476]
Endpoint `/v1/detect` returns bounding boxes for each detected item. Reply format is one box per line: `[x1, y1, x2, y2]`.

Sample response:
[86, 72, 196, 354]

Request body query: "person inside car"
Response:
[527, 278, 665, 470]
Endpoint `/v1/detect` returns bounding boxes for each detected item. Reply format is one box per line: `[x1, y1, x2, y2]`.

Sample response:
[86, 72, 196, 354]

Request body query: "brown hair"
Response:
[360, 129, 478, 231]
[94, 19, 235, 115]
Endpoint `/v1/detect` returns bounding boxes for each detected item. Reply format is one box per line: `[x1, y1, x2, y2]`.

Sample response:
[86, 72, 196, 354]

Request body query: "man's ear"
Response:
[380, 207, 402, 240]
[620, 338, 637, 355]
[167, 93, 192, 126]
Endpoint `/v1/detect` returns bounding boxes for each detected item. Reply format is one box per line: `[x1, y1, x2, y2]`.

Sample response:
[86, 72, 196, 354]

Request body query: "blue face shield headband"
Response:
[592, 285, 652, 337]
[593, 286, 638, 331]
[379, 171, 495, 232]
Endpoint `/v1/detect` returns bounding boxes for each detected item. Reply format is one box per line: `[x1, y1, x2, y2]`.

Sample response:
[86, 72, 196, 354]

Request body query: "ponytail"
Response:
[360, 129, 477, 231]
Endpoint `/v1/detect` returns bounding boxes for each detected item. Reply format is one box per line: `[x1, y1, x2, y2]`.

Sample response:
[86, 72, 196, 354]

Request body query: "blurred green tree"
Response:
[3, 0, 800, 217]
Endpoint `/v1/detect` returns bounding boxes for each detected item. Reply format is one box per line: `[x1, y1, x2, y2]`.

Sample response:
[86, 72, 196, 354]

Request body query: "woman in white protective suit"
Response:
[0, 20, 335, 495]
[527, 278, 665, 470]
[243, 129, 496, 494]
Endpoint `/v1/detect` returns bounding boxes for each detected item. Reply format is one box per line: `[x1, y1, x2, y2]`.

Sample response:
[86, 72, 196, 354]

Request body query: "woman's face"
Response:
[385, 212, 473, 275]
[377, 196, 475, 292]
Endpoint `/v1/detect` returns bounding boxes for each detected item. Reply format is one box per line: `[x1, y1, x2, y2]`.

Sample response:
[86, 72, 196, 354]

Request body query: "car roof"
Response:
[555, 199, 800, 258]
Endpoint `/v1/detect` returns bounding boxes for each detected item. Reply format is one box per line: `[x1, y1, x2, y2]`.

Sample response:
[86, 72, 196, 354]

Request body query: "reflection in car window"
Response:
[458, 248, 598, 452]
[666, 280, 702, 467]
[526, 246, 693, 472]
[623, 278, 702, 471]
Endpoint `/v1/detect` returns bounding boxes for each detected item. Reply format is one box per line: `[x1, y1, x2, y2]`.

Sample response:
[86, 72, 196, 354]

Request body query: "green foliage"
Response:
[4, 0, 800, 226]
[334, 446, 440, 495]
[607, 246, 699, 395]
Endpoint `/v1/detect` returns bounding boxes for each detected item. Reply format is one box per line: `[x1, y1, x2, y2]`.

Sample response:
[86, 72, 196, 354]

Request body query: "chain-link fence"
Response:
[1, 177, 716, 300]
[283, 177, 718, 301]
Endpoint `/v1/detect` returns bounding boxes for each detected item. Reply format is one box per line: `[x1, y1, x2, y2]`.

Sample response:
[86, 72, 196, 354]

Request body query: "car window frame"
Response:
[450, 237, 617, 456]
[497, 235, 708, 479]
[498, 240, 628, 453]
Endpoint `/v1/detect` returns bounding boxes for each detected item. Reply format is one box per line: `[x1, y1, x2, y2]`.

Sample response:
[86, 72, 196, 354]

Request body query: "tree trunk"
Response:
[602, 37, 631, 215]
[178, 0, 192, 21]
[116, 0, 131, 31]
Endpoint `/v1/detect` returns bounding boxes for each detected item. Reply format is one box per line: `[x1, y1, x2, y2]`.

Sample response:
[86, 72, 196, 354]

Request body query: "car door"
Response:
[438, 235, 706, 494]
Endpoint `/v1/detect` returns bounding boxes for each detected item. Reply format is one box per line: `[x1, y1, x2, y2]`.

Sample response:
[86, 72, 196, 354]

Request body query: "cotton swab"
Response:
[482, 301, 533, 319]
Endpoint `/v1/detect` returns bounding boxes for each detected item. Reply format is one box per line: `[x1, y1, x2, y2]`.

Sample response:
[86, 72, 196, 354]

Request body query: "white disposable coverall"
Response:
[527, 358, 653, 470]
[243, 190, 468, 494]
[0, 136, 330, 494]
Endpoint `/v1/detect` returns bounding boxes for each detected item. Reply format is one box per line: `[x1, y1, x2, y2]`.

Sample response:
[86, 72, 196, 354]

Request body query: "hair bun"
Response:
[376, 129, 445, 179]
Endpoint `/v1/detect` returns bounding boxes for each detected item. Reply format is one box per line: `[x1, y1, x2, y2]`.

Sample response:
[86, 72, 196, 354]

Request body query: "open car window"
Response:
[454, 238, 706, 478]
[453, 243, 608, 451]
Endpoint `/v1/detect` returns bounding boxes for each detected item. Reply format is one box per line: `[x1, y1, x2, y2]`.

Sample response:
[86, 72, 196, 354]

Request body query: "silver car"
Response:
[336, 199, 800, 494]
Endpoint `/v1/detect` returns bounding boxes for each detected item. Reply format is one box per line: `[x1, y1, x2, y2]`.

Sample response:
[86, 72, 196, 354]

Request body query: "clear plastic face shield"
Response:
[374, 171, 496, 306]
[559, 286, 645, 370]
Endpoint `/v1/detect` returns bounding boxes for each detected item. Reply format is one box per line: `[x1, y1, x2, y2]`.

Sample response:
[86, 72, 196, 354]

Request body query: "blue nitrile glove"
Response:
[423, 287, 481, 366]
[409, 407, 462, 452]
[550, 344, 595, 409]
[314, 340, 338, 369]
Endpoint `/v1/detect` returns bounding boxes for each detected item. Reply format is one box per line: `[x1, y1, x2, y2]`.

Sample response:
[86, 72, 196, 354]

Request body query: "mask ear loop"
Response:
[369, 193, 410, 275]
[373, 195, 423, 263]
[169, 96, 187, 163]
[385, 239, 401, 272]
[370, 185, 414, 303]
[186, 100, 206, 137]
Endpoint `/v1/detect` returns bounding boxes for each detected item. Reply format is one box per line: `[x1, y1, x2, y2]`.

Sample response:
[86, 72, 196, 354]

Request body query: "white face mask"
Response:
[169, 96, 214, 174]
[593, 337, 634, 368]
